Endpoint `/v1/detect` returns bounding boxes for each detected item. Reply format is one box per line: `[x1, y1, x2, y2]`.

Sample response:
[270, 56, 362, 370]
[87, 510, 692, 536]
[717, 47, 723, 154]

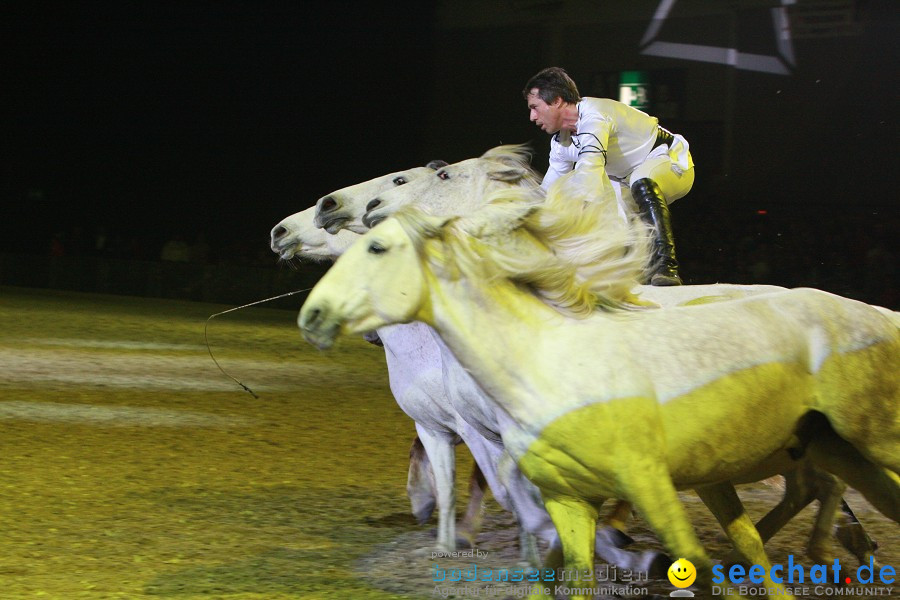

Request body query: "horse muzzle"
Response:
[298, 304, 340, 350]
[270, 240, 297, 261]
[362, 211, 387, 230]
[314, 212, 350, 235]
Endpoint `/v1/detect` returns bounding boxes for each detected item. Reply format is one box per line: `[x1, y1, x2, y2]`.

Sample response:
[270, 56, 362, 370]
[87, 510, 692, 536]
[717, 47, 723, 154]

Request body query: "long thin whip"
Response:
[204, 288, 312, 398]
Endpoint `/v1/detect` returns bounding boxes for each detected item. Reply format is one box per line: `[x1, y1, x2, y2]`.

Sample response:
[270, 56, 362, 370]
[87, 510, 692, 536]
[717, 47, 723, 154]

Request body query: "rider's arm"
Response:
[541, 139, 574, 190]
[571, 113, 612, 175]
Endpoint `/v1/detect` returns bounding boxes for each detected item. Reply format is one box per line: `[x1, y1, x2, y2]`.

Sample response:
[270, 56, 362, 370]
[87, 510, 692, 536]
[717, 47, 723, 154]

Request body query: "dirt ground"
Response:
[0, 286, 895, 600]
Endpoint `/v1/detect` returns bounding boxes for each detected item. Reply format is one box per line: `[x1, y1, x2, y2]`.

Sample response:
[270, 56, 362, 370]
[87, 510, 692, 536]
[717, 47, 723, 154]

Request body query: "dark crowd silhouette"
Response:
[25, 199, 900, 311]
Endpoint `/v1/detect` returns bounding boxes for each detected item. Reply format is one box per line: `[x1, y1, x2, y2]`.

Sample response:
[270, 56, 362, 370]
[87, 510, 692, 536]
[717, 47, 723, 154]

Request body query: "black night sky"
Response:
[1, 0, 897, 293]
[1, 1, 434, 256]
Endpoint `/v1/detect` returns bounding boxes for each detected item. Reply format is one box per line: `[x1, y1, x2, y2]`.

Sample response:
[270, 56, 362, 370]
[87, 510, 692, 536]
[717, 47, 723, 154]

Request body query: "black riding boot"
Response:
[631, 178, 682, 286]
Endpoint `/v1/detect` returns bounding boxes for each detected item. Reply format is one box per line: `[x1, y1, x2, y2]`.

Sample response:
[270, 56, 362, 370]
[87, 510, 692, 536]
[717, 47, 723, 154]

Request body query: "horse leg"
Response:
[618, 464, 722, 597]
[532, 496, 600, 600]
[531, 542, 564, 598]
[834, 499, 881, 568]
[752, 469, 814, 546]
[806, 427, 900, 522]
[723, 464, 850, 567]
[456, 462, 486, 548]
[804, 468, 845, 565]
[460, 430, 544, 561]
[720, 471, 813, 567]
[414, 424, 458, 552]
[497, 450, 664, 571]
[409, 431, 504, 550]
[593, 516, 671, 577]
[769, 465, 879, 566]
[595, 499, 671, 577]
[406, 436, 437, 524]
[603, 500, 632, 533]
[696, 481, 795, 600]
[496, 449, 545, 566]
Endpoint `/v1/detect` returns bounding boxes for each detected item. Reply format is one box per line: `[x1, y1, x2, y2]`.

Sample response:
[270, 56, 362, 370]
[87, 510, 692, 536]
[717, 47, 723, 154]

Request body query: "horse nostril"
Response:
[272, 225, 287, 241]
[320, 196, 337, 212]
[365, 198, 381, 212]
[362, 212, 385, 229]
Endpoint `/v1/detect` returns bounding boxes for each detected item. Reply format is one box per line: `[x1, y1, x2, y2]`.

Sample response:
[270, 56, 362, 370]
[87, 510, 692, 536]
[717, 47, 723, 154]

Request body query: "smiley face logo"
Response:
[668, 558, 697, 588]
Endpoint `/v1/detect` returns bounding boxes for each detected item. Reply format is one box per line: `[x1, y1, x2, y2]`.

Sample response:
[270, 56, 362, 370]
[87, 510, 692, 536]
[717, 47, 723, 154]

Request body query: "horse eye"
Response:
[368, 242, 387, 255]
[437, 171, 450, 180]
[392, 176, 407, 185]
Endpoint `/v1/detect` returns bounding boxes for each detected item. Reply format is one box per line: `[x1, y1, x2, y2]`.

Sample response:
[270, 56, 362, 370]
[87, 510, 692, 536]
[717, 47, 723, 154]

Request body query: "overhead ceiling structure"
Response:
[640, 0, 797, 74]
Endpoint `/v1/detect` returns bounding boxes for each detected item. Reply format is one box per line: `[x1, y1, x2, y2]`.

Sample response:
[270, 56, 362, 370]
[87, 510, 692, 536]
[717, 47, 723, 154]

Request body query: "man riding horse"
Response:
[524, 67, 694, 286]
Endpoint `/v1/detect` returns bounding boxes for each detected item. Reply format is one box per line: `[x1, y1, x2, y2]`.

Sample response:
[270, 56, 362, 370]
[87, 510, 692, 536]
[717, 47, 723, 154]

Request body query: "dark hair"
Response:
[522, 67, 581, 104]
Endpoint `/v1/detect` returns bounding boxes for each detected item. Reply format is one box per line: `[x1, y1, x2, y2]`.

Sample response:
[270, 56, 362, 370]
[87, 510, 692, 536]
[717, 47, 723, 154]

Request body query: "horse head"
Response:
[361, 144, 540, 230]
[271, 162, 448, 261]
[299, 212, 449, 349]
[269, 206, 360, 262]
[300, 165, 655, 349]
[313, 162, 447, 235]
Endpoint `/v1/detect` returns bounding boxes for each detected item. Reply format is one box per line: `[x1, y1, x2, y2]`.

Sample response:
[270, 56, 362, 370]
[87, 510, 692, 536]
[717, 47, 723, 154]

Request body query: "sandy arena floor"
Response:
[0, 286, 895, 600]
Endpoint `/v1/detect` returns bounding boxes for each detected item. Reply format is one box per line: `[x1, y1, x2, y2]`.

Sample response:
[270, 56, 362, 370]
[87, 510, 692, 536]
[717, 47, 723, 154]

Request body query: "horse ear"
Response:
[480, 144, 532, 167]
[426, 160, 448, 170]
[488, 167, 530, 182]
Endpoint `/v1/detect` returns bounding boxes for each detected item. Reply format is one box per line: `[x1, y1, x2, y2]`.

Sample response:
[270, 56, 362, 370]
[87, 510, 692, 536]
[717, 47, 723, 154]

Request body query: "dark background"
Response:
[1, 0, 897, 306]
[1, 0, 436, 257]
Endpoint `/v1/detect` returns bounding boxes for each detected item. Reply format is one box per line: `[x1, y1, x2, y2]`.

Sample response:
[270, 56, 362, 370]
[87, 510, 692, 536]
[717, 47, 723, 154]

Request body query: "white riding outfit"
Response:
[541, 98, 694, 217]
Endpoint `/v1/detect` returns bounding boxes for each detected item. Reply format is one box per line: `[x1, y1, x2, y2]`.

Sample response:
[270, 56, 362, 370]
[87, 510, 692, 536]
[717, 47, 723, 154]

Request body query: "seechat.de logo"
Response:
[712, 555, 895, 586]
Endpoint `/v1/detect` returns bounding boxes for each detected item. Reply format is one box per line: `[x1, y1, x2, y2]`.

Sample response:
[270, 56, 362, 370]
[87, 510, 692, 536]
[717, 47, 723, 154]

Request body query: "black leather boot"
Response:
[631, 178, 682, 286]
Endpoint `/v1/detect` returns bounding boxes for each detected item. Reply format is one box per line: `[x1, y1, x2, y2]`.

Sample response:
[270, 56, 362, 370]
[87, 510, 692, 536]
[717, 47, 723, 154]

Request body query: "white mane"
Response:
[394, 170, 653, 317]
[477, 144, 542, 187]
[360, 144, 544, 229]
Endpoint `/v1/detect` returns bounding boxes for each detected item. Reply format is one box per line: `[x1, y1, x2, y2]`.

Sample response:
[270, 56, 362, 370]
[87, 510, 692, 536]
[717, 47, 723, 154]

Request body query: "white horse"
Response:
[271, 206, 359, 262]
[279, 201, 881, 569]
[282, 183, 862, 569]
[298, 173, 899, 600]
[274, 172, 579, 560]
[272, 165, 494, 553]
[314, 143, 884, 568]
[314, 145, 540, 235]
[274, 202, 493, 542]
[271, 162, 447, 259]
[273, 200, 667, 570]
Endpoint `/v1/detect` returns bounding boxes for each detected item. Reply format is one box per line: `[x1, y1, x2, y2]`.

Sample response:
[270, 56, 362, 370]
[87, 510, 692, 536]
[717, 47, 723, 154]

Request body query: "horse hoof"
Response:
[411, 546, 434, 558]
[412, 511, 433, 526]
[597, 525, 634, 548]
[644, 552, 673, 579]
[412, 545, 454, 558]
[454, 535, 474, 549]
[362, 330, 383, 346]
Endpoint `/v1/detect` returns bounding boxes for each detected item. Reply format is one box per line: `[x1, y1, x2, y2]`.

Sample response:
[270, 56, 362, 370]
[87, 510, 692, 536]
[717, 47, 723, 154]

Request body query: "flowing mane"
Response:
[477, 144, 542, 188]
[393, 170, 653, 317]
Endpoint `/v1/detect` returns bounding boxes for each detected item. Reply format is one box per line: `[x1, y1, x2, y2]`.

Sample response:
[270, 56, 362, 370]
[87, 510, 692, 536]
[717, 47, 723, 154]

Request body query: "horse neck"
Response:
[432, 176, 520, 216]
[417, 270, 559, 420]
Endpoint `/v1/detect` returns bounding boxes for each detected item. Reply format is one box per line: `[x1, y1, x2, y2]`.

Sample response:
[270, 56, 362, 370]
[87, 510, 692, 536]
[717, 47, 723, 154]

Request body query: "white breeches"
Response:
[627, 134, 695, 205]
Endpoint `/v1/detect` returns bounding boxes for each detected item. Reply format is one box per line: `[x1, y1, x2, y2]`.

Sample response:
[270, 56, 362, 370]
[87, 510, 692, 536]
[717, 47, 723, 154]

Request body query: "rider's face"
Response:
[526, 89, 562, 134]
